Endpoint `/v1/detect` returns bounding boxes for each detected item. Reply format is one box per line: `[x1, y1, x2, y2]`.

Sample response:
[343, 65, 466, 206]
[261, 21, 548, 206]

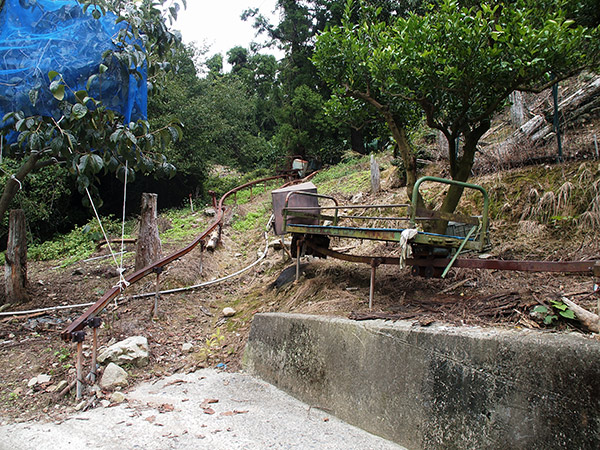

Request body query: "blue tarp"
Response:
[0, 0, 147, 129]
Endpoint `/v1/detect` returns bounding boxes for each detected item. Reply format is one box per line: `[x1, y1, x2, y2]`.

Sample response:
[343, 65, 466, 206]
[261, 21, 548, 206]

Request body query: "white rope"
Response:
[115, 160, 130, 291]
[0, 301, 96, 317]
[84, 187, 120, 270]
[1, 215, 276, 318]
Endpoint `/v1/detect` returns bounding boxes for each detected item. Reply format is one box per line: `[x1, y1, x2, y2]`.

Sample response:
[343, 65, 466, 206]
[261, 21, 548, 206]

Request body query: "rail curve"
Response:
[61, 174, 290, 341]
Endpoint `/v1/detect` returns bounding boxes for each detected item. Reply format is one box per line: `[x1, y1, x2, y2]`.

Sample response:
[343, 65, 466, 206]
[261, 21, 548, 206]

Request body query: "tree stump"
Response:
[135, 193, 162, 272]
[5, 209, 28, 303]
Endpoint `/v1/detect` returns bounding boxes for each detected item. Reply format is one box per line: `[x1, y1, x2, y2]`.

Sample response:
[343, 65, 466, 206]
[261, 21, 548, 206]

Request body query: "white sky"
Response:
[173, 1, 282, 62]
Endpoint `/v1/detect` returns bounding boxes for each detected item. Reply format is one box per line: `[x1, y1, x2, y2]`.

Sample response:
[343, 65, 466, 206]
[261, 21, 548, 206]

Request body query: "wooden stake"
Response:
[135, 193, 162, 272]
[5, 209, 28, 303]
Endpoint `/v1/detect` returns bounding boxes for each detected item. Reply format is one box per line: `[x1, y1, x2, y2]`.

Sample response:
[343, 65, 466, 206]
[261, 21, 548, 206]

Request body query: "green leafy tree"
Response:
[0, 0, 185, 227]
[314, 0, 600, 224]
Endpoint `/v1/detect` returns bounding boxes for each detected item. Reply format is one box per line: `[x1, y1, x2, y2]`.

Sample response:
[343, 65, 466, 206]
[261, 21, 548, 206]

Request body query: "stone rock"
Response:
[74, 401, 86, 411]
[99, 363, 128, 390]
[351, 192, 364, 204]
[110, 391, 126, 403]
[27, 377, 38, 387]
[204, 207, 216, 217]
[98, 336, 149, 367]
[269, 239, 291, 250]
[72, 267, 84, 276]
[223, 307, 236, 317]
[56, 380, 68, 392]
[100, 399, 111, 408]
[37, 374, 51, 384]
[182, 343, 194, 353]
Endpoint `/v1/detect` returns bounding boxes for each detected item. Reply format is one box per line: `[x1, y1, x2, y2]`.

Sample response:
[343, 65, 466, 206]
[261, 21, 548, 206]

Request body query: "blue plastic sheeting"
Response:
[0, 0, 147, 130]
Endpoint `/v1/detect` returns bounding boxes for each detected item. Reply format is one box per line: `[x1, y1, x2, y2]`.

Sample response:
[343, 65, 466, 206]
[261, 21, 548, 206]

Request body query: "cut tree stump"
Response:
[135, 193, 162, 272]
[5, 209, 28, 303]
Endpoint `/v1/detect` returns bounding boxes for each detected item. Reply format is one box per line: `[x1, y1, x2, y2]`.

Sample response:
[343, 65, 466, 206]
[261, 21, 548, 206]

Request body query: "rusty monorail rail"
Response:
[61, 174, 289, 342]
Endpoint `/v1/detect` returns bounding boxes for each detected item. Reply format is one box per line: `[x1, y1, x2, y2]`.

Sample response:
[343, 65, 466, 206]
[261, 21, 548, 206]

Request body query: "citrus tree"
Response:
[314, 0, 600, 224]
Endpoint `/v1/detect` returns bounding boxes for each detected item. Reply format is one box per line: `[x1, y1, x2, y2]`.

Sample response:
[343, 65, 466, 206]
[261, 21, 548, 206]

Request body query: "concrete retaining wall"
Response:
[243, 313, 600, 450]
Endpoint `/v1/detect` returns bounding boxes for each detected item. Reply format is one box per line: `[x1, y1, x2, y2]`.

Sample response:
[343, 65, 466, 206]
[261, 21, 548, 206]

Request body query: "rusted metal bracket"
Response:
[84, 318, 102, 383]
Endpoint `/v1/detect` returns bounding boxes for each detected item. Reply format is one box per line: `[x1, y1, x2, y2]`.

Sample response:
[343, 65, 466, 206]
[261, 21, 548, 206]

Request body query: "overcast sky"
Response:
[173, 0, 282, 61]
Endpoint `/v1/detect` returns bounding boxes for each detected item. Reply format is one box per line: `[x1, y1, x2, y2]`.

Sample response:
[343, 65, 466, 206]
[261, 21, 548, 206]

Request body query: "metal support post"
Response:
[72, 331, 86, 400]
[296, 239, 302, 282]
[152, 267, 163, 319]
[369, 260, 380, 311]
[209, 190, 217, 208]
[86, 318, 102, 383]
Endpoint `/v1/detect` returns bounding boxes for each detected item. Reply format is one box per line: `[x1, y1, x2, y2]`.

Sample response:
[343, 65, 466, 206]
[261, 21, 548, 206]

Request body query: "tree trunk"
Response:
[5, 209, 28, 303]
[432, 122, 490, 234]
[344, 87, 422, 206]
[350, 127, 366, 154]
[0, 151, 43, 227]
[135, 193, 162, 271]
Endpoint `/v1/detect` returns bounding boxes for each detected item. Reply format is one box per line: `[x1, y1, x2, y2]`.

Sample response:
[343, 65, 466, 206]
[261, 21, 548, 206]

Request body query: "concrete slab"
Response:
[244, 313, 600, 450]
[0, 368, 404, 450]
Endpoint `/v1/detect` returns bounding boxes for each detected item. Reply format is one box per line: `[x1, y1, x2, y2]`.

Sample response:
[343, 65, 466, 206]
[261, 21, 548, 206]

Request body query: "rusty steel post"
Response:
[153, 271, 161, 319]
[72, 331, 86, 400]
[87, 318, 101, 383]
[296, 239, 302, 282]
[208, 190, 217, 208]
[369, 260, 379, 311]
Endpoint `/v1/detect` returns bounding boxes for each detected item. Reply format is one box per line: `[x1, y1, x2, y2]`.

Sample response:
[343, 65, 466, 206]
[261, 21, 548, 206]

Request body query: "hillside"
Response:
[1, 72, 600, 421]
[1, 151, 599, 422]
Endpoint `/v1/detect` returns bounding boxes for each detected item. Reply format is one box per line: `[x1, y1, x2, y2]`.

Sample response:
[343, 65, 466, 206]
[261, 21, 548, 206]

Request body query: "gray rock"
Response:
[110, 391, 126, 403]
[181, 343, 194, 353]
[223, 307, 236, 317]
[203, 207, 216, 217]
[98, 336, 149, 367]
[99, 363, 128, 390]
[37, 374, 51, 384]
[351, 192, 364, 204]
[74, 401, 86, 411]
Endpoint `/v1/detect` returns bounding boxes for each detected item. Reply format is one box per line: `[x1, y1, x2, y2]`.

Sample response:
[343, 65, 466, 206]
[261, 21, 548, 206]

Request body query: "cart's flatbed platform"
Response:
[285, 223, 480, 251]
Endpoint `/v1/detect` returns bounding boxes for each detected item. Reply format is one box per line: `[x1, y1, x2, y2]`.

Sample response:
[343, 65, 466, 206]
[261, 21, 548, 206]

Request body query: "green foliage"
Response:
[54, 347, 71, 363]
[27, 215, 125, 264]
[311, 153, 371, 194]
[0, 0, 185, 228]
[313, 0, 600, 214]
[195, 327, 226, 362]
[232, 204, 270, 232]
[159, 208, 206, 242]
[533, 300, 576, 325]
[0, 158, 77, 241]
